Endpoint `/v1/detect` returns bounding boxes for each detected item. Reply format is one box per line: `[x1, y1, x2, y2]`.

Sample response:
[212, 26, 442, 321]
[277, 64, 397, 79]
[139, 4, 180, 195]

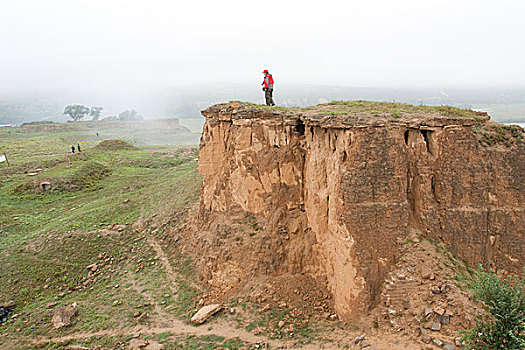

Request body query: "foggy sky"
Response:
[1, 0, 524, 92]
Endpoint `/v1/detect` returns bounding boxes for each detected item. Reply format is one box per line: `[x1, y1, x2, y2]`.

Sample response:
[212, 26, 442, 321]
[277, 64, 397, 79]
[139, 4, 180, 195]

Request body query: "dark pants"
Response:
[265, 89, 275, 106]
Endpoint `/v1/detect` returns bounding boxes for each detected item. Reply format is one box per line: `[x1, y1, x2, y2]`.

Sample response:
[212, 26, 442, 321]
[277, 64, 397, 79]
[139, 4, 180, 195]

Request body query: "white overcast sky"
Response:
[1, 0, 524, 91]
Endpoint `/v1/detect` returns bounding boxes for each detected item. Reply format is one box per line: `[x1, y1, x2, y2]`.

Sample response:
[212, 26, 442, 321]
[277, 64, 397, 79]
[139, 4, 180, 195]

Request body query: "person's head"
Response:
[262, 69, 269, 75]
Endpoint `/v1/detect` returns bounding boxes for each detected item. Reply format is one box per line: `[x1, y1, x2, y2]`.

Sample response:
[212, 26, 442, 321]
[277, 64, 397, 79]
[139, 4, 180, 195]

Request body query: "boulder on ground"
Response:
[190, 304, 221, 324]
[51, 302, 78, 329]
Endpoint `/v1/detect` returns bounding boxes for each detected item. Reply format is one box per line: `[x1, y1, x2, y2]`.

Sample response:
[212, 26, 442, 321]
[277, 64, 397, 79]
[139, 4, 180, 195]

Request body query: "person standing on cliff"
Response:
[262, 70, 275, 106]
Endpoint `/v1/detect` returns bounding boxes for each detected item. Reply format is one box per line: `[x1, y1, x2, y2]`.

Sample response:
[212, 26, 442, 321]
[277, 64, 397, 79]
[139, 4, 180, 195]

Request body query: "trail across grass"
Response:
[0, 125, 221, 348]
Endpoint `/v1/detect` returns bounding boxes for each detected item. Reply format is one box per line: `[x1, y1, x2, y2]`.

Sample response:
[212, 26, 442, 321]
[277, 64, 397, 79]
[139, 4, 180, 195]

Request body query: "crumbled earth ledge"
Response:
[183, 101, 524, 326]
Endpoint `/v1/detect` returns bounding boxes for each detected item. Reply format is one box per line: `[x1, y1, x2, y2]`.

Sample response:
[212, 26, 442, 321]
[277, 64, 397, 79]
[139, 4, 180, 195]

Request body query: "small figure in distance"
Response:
[96, 132, 99, 137]
[261, 69, 275, 106]
[77, 143, 82, 153]
[71, 146, 75, 154]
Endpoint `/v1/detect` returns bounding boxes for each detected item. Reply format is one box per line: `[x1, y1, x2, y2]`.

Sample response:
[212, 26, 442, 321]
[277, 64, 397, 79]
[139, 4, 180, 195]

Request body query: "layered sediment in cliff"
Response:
[193, 101, 525, 321]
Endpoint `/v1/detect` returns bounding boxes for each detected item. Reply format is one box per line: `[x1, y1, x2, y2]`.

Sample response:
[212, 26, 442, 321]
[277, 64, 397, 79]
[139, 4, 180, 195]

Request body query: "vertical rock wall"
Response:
[196, 102, 525, 321]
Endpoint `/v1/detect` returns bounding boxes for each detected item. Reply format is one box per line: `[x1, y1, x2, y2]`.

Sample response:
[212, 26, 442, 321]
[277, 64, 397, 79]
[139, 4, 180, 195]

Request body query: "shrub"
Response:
[462, 266, 525, 349]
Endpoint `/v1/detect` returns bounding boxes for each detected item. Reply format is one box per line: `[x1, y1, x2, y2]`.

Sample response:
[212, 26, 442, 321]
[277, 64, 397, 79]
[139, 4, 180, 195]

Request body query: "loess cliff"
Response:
[192, 101, 525, 321]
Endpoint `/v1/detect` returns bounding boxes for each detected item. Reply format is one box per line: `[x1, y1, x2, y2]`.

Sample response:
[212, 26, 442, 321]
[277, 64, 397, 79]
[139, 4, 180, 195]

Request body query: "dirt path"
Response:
[147, 236, 201, 293]
[124, 270, 173, 328]
[34, 323, 423, 350]
[34, 235, 296, 348]
[35, 319, 277, 346]
[146, 237, 181, 299]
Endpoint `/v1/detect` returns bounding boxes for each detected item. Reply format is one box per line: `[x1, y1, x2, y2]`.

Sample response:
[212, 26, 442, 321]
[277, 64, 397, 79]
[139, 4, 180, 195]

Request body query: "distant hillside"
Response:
[2, 84, 525, 124]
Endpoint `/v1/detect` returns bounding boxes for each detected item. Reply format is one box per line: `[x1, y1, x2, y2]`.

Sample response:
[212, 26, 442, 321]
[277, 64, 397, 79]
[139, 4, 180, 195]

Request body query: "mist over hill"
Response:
[2, 84, 525, 124]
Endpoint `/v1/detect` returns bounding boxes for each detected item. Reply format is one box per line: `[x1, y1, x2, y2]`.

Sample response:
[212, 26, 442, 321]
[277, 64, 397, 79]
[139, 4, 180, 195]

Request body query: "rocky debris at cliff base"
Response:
[51, 302, 78, 329]
[370, 231, 482, 347]
[190, 304, 222, 324]
[443, 343, 455, 350]
[420, 327, 431, 343]
[431, 322, 441, 331]
[241, 273, 334, 321]
[353, 334, 366, 344]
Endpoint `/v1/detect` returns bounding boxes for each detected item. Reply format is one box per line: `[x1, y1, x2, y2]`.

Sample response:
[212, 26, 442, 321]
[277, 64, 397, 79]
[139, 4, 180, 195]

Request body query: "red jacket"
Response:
[263, 74, 274, 90]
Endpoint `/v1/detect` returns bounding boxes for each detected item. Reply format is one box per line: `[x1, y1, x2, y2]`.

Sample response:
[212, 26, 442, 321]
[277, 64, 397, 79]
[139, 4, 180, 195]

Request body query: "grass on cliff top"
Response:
[474, 122, 524, 147]
[245, 100, 484, 119]
[320, 100, 482, 118]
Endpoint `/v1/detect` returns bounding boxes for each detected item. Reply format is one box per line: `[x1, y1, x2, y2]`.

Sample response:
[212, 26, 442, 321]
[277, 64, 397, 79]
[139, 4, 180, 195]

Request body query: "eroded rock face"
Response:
[195, 101, 525, 320]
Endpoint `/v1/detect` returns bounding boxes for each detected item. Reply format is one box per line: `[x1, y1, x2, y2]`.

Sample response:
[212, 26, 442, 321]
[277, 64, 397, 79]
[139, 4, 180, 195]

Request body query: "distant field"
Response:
[0, 120, 201, 154]
[178, 117, 205, 134]
[472, 103, 525, 123]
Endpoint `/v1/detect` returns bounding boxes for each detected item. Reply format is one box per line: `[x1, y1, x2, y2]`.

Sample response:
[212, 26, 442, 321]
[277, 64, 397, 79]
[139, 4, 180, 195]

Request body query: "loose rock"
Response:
[51, 303, 78, 329]
[353, 335, 366, 344]
[434, 306, 445, 316]
[190, 304, 222, 324]
[433, 338, 444, 347]
[439, 315, 450, 324]
[420, 327, 431, 343]
[2, 301, 16, 309]
[86, 263, 98, 272]
[431, 322, 441, 331]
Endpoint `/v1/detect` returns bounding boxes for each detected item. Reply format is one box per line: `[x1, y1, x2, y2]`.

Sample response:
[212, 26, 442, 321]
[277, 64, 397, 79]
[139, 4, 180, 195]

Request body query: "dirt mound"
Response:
[12, 161, 111, 194]
[20, 121, 69, 132]
[69, 161, 111, 190]
[95, 139, 137, 150]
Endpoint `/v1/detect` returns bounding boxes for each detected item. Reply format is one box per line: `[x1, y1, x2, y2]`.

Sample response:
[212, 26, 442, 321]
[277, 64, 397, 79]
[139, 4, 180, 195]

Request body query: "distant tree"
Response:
[118, 110, 143, 121]
[64, 105, 90, 121]
[89, 106, 103, 121]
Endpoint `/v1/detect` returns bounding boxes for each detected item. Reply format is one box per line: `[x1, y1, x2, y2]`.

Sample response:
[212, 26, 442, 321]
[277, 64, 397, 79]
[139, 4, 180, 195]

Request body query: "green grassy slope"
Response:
[0, 125, 232, 349]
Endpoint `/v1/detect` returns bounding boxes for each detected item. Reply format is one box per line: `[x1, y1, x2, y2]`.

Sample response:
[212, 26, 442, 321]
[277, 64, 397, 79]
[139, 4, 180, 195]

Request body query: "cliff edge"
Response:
[192, 100, 524, 321]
